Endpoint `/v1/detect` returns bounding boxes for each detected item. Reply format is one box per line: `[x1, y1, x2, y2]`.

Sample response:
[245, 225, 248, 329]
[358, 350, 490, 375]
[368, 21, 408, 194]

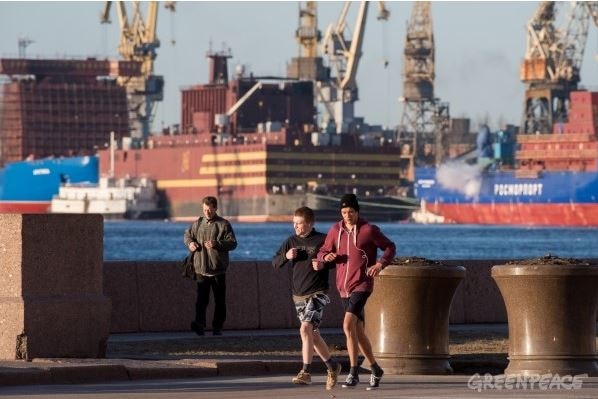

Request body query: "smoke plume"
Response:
[436, 161, 483, 199]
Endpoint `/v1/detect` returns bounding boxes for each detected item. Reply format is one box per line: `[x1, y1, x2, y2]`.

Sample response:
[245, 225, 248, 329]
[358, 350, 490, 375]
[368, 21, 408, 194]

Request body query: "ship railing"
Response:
[516, 149, 597, 159]
[517, 133, 595, 143]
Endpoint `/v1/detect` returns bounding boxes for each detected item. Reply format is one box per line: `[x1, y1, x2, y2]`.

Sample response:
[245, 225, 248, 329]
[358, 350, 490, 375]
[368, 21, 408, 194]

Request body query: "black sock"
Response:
[349, 366, 359, 376]
[324, 358, 337, 371]
[302, 363, 311, 373]
[371, 362, 383, 376]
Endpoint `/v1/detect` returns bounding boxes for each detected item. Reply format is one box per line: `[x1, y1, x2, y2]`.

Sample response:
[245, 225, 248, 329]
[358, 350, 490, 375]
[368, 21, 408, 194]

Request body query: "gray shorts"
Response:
[294, 292, 331, 328]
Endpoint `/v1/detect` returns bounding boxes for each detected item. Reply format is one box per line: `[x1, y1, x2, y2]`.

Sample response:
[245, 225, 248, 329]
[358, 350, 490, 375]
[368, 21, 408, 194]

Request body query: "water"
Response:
[103, 220, 598, 262]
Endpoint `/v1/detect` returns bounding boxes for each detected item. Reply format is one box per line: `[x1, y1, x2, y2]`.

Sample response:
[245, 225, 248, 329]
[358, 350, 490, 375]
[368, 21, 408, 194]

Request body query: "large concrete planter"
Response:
[492, 256, 598, 376]
[365, 257, 465, 374]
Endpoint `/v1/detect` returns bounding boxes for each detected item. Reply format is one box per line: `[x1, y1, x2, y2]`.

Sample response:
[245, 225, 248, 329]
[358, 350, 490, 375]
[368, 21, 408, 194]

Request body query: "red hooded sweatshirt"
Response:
[317, 218, 396, 298]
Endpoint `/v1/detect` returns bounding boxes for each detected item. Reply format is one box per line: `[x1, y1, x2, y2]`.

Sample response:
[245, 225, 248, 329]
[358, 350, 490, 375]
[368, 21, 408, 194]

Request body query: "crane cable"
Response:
[380, 15, 391, 128]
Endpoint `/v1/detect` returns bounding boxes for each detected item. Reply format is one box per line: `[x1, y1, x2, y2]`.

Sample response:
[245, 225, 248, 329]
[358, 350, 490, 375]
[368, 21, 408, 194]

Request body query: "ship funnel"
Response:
[207, 48, 232, 85]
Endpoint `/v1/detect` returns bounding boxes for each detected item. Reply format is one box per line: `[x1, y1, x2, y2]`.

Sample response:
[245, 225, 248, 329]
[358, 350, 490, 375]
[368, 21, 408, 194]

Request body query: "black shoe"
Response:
[190, 321, 204, 336]
[212, 329, 222, 336]
[366, 369, 384, 390]
[341, 374, 359, 388]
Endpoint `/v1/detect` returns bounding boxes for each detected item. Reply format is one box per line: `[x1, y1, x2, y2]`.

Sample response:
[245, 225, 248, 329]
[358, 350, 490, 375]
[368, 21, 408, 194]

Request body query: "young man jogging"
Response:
[272, 206, 341, 390]
[317, 194, 396, 390]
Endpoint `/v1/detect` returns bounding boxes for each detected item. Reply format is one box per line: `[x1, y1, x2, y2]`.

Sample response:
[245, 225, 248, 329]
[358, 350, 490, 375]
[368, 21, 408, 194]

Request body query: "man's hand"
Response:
[188, 242, 199, 252]
[204, 240, 216, 249]
[366, 262, 384, 277]
[312, 259, 324, 270]
[323, 252, 337, 263]
[286, 248, 298, 260]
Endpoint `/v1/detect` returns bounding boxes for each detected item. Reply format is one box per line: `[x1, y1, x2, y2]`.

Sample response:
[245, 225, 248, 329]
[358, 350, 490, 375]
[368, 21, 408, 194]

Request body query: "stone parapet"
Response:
[0, 214, 111, 359]
[104, 259, 517, 333]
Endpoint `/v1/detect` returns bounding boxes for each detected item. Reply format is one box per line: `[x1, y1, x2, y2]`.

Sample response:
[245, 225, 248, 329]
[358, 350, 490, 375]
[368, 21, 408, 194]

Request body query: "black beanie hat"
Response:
[339, 193, 359, 211]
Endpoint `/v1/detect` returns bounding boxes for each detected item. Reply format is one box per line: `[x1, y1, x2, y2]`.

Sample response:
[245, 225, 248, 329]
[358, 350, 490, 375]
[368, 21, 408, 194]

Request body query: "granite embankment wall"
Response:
[104, 260, 511, 333]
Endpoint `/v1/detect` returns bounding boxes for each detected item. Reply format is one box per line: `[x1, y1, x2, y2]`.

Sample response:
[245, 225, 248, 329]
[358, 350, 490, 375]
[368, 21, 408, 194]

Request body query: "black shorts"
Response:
[341, 291, 371, 321]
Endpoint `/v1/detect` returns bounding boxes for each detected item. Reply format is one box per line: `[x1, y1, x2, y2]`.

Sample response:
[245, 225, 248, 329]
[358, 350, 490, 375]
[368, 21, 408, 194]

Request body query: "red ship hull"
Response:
[0, 201, 50, 213]
[426, 203, 598, 226]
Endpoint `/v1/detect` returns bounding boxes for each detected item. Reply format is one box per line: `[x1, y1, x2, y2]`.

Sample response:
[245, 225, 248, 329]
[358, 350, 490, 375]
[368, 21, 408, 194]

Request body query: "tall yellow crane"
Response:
[296, 1, 319, 58]
[100, 1, 175, 138]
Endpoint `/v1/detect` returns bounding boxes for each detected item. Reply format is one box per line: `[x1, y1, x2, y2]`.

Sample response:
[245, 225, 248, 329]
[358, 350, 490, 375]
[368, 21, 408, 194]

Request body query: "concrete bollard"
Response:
[492, 255, 598, 376]
[365, 257, 465, 374]
[0, 214, 111, 360]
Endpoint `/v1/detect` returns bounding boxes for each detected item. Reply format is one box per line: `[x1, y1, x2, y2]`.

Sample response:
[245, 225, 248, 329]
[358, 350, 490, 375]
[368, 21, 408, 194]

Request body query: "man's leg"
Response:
[292, 299, 313, 385]
[314, 328, 342, 390]
[356, 320, 376, 365]
[193, 276, 211, 335]
[341, 292, 371, 388]
[312, 329, 331, 361]
[343, 312, 360, 369]
[356, 314, 384, 389]
[211, 273, 226, 333]
[300, 321, 315, 365]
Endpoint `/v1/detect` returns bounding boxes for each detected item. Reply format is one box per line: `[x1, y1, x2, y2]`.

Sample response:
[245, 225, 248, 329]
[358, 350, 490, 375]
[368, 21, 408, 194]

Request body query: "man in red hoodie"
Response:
[316, 193, 396, 390]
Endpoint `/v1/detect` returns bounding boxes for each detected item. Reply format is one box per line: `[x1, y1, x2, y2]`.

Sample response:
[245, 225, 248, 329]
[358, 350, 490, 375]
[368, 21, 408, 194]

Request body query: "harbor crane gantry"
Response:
[520, 1, 598, 134]
[319, 1, 390, 134]
[398, 1, 449, 167]
[100, 1, 175, 139]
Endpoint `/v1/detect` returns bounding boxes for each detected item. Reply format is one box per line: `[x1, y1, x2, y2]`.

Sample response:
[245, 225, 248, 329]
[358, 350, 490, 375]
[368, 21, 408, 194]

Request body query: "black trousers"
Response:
[195, 273, 226, 330]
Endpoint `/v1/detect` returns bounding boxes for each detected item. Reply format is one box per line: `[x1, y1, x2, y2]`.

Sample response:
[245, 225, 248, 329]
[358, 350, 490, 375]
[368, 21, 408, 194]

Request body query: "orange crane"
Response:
[520, 1, 598, 134]
[100, 1, 175, 138]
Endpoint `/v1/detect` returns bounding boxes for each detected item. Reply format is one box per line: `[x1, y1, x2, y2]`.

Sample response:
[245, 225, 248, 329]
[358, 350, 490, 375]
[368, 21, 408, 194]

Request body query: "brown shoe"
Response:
[326, 363, 342, 390]
[292, 370, 312, 385]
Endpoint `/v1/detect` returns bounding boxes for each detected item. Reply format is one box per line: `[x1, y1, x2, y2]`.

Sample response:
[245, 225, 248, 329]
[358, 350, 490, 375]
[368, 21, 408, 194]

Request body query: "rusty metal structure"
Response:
[520, 1, 598, 134]
[286, 1, 328, 82]
[0, 59, 138, 165]
[398, 1, 449, 167]
[100, 1, 175, 138]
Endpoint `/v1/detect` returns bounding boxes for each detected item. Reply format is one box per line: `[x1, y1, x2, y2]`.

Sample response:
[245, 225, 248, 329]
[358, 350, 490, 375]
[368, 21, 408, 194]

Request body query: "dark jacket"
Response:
[272, 229, 330, 297]
[317, 218, 395, 298]
[183, 215, 237, 276]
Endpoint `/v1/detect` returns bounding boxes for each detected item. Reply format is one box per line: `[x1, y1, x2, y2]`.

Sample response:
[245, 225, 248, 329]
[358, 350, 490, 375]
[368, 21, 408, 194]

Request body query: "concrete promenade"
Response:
[0, 324, 594, 385]
[0, 325, 502, 387]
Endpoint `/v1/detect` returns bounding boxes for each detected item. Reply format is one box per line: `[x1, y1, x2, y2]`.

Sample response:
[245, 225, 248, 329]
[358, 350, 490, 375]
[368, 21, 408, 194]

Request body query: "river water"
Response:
[103, 220, 598, 262]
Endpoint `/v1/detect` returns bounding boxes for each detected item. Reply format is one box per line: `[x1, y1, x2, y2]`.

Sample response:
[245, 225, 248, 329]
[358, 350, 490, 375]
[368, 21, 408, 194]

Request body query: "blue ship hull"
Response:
[0, 156, 99, 213]
[414, 166, 598, 226]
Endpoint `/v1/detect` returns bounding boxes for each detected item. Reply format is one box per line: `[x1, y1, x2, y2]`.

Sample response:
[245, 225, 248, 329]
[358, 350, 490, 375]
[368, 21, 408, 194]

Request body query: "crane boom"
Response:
[319, 1, 389, 134]
[339, 1, 368, 91]
[101, 1, 174, 138]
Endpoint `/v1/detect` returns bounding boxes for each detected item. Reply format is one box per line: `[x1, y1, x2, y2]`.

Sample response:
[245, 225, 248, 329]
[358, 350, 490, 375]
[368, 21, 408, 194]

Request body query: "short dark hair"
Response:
[294, 206, 315, 225]
[202, 196, 218, 208]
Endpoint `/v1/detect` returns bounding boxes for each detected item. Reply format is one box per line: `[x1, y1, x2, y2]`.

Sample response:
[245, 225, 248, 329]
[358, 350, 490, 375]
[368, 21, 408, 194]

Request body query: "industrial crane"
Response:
[520, 1, 598, 134]
[100, 1, 175, 139]
[398, 1, 449, 167]
[319, 1, 389, 134]
[296, 2, 319, 59]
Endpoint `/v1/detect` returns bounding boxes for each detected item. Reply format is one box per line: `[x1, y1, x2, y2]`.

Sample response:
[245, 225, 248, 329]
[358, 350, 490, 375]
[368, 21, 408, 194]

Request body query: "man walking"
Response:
[272, 206, 342, 390]
[184, 196, 237, 336]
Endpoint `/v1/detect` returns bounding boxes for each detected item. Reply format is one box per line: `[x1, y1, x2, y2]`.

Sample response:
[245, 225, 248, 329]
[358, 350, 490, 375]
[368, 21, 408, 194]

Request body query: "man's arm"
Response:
[272, 239, 291, 269]
[371, 225, 396, 267]
[183, 220, 201, 251]
[214, 220, 238, 251]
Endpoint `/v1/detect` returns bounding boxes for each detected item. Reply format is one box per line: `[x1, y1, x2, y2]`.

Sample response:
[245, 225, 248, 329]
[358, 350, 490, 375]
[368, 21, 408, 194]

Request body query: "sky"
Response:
[1, 1, 597, 134]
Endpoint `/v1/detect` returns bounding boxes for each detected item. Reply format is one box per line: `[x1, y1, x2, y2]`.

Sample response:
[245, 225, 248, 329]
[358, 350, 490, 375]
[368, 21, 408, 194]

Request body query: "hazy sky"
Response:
[1, 1, 597, 133]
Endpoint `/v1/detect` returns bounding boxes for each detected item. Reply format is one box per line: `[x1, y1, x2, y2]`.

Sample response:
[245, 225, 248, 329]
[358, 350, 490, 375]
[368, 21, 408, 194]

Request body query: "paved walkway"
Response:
[0, 323, 594, 391]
